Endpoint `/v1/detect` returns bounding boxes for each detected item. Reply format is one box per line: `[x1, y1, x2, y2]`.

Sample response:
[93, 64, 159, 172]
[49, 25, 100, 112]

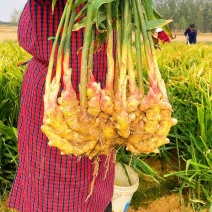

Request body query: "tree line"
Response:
[8, 1, 212, 32]
[10, 9, 22, 24]
[153, 0, 212, 32]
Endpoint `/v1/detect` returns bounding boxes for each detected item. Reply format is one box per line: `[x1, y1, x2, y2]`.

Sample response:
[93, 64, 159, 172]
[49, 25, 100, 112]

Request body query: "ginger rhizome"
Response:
[42, 0, 177, 159]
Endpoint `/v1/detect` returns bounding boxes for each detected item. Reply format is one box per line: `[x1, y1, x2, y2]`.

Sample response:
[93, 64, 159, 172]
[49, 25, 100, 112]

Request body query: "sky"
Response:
[0, 1, 27, 22]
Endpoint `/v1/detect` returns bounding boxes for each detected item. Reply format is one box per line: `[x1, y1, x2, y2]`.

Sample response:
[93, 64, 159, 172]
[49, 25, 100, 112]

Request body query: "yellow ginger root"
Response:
[45, 107, 71, 138]
[128, 136, 169, 154]
[130, 118, 145, 133]
[58, 65, 81, 132]
[59, 100, 80, 131]
[101, 120, 118, 139]
[41, 125, 76, 155]
[127, 91, 140, 113]
[115, 111, 131, 138]
[116, 137, 126, 145]
[156, 119, 176, 137]
[160, 108, 172, 117]
[139, 96, 150, 111]
[40, 0, 179, 164]
[145, 105, 161, 121]
[128, 132, 152, 143]
[100, 89, 114, 115]
[42, 124, 99, 156]
[87, 143, 102, 159]
[87, 74, 100, 99]
[87, 83, 101, 117]
[100, 139, 115, 155]
[156, 107, 178, 136]
[123, 92, 177, 154]
[126, 143, 140, 154]
[144, 118, 160, 134]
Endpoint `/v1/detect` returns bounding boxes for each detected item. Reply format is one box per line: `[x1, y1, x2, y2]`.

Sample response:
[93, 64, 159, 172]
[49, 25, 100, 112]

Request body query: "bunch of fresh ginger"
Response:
[41, 0, 177, 159]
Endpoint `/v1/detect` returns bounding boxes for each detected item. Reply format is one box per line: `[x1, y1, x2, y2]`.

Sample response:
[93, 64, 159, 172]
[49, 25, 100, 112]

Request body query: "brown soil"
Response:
[0, 25, 18, 41]
[170, 31, 212, 43]
[129, 194, 210, 212]
[128, 194, 194, 212]
[127, 158, 210, 212]
[127, 157, 190, 212]
[1, 26, 212, 43]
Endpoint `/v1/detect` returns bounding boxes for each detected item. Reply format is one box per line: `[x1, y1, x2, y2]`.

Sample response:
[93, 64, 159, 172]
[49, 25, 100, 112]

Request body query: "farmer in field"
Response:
[7, 0, 114, 211]
[184, 24, 197, 44]
[156, 28, 171, 44]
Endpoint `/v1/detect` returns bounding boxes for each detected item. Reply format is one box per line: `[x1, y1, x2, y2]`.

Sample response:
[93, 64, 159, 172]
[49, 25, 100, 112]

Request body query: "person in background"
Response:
[7, 0, 114, 211]
[184, 24, 197, 44]
[156, 28, 171, 44]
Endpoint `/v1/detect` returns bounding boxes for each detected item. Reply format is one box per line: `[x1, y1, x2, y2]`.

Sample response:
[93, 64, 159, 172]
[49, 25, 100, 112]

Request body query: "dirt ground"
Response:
[125, 157, 211, 212]
[128, 194, 194, 212]
[0, 25, 212, 43]
[0, 25, 18, 41]
[171, 31, 212, 43]
[128, 194, 212, 212]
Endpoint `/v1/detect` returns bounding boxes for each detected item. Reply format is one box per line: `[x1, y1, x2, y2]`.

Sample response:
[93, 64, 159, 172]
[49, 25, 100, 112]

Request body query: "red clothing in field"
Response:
[158, 31, 170, 43]
[8, 0, 115, 211]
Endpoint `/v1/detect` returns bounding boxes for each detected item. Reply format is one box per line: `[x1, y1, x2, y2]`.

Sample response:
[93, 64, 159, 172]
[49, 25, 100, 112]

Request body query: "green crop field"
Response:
[0, 37, 211, 211]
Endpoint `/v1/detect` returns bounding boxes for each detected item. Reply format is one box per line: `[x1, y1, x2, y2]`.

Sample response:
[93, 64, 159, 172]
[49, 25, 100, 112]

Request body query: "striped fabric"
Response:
[8, 0, 115, 211]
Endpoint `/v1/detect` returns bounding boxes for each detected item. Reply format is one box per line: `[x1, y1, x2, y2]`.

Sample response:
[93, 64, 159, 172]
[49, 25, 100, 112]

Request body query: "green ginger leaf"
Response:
[145, 19, 172, 30]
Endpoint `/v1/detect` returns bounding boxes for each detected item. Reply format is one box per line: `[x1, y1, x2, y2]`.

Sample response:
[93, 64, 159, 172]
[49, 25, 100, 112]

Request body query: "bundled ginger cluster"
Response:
[41, 0, 177, 159]
[41, 64, 177, 159]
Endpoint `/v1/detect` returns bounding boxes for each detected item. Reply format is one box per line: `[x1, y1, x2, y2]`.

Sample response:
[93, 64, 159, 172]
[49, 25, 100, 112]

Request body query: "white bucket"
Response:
[112, 162, 139, 212]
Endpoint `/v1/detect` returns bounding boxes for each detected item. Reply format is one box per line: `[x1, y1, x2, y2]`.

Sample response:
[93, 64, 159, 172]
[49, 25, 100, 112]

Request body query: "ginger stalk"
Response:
[101, 3, 115, 115]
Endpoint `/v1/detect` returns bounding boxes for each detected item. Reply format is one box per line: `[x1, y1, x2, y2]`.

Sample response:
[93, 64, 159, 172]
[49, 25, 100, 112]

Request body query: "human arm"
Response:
[184, 28, 189, 36]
